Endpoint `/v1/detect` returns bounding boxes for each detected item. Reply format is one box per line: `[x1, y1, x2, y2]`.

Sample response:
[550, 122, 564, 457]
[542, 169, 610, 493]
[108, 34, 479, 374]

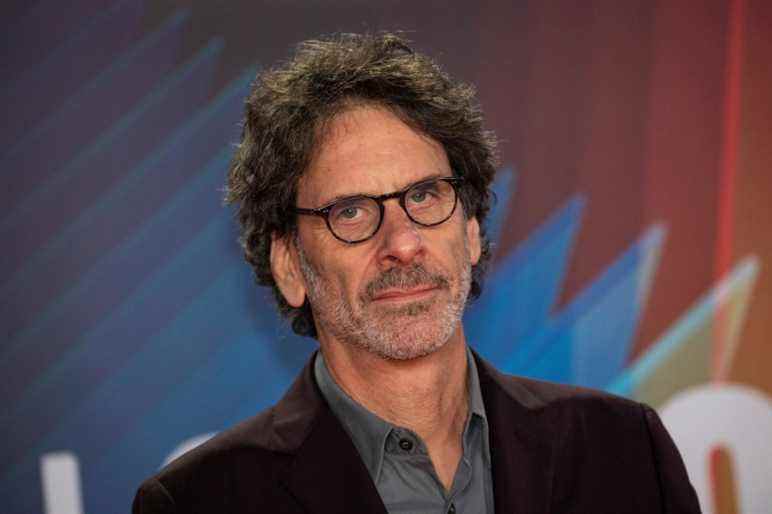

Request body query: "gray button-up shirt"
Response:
[314, 348, 494, 514]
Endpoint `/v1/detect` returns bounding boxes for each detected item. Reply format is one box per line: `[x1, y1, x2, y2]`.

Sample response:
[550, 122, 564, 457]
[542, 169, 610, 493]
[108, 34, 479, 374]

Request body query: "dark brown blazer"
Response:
[133, 351, 701, 513]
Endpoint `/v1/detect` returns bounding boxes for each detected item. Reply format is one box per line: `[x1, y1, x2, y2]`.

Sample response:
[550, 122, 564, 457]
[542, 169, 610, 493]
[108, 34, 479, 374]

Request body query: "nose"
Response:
[375, 200, 423, 267]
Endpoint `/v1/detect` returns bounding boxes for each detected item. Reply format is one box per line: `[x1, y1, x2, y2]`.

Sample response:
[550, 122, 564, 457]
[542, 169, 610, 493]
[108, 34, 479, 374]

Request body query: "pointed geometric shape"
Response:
[466, 195, 584, 365]
[608, 256, 760, 408]
[507, 224, 666, 388]
[571, 224, 666, 388]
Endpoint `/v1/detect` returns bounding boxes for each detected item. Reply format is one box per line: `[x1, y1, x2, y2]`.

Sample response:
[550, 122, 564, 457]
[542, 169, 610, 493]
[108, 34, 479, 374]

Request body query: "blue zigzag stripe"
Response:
[467, 195, 584, 365]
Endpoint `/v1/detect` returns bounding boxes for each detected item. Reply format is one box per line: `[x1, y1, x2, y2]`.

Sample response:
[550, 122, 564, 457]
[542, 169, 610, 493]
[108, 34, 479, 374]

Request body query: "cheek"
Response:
[447, 219, 473, 260]
[318, 253, 371, 299]
[441, 224, 475, 283]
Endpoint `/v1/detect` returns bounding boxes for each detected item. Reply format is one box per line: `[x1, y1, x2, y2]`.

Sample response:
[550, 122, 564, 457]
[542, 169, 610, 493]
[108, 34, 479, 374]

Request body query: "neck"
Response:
[319, 327, 469, 449]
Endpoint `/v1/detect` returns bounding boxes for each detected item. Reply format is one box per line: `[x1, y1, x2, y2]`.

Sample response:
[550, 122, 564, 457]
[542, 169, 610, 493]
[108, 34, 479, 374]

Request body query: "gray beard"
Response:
[296, 243, 471, 360]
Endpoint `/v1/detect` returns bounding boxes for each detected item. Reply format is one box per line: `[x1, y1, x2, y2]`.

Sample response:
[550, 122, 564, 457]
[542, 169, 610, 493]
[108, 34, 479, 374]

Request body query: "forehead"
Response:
[298, 106, 451, 206]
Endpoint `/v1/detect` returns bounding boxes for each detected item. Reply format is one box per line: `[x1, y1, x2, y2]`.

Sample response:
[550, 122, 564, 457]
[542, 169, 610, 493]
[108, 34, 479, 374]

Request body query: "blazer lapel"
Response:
[274, 352, 387, 514]
[475, 353, 557, 514]
[283, 406, 388, 513]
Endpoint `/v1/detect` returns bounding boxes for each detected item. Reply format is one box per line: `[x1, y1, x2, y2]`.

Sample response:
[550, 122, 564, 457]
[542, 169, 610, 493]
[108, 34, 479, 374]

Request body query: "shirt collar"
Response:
[314, 352, 391, 480]
[465, 345, 492, 466]
[314, 346, 491, 481]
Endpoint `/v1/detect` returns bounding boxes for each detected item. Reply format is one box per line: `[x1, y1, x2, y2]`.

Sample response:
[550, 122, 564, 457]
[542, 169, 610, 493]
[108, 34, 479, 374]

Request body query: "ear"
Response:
[270, 233, 307, 308]
[465, 217, 481, 266]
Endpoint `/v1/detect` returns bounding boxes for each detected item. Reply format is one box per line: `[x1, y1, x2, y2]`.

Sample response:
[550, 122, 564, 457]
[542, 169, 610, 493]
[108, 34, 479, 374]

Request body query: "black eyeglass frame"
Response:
[294, 176, 464, 244]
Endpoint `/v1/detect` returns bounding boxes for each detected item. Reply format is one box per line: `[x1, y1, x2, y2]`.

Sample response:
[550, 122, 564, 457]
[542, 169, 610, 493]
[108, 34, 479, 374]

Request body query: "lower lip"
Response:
[372, 287, 438, 303]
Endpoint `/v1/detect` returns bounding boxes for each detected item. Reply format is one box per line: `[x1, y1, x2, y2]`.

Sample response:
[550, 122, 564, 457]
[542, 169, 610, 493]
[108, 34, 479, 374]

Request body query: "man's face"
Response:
[291, 105, 481, 360]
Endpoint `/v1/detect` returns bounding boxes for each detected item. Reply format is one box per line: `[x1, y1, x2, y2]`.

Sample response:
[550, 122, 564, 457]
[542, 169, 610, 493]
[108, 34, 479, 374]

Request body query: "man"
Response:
[133, 33, 701, 513]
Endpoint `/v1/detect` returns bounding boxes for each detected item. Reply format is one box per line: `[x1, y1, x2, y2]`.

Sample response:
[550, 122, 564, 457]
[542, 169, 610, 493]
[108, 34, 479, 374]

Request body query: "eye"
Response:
[330, 198, 376, 226]
[410, 190, 429, 203]
[406, 182, 440, 208]
[338, 206, 360, 219]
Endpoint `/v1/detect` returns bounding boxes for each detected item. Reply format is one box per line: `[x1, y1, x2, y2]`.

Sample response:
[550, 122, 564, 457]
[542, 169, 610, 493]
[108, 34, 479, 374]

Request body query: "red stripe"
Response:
[715, 0, 745, 381]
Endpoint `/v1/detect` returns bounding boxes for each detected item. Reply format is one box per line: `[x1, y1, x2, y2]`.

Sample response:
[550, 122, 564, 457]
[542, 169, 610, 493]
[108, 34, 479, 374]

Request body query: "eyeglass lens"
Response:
[328, 179, 457, 242]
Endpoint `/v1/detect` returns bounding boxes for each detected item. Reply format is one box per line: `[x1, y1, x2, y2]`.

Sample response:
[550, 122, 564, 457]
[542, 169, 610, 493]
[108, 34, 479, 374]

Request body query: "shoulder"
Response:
[475, 356, 662, 460]
[161, 409, 288, 486]
[477, 354, 648, 426]
[133, 353, 328, 512]
[161, 406, 285, 478]
[508, 372, 646, 417]
[480, 361, 692, 479]
[483, 369, 701, 511]
[133, 406, 303, 513]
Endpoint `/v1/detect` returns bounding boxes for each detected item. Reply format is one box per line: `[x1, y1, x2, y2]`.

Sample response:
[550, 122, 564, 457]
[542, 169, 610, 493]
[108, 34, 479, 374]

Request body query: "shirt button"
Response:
[448, 503, 456, 514]
[398, 438, 413, 451]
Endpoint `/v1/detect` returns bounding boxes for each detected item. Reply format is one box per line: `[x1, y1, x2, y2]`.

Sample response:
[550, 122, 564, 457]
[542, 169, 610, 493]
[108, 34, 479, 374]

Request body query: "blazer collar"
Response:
[475, 351, 557, 514]
[269, 349, 556, 514]
[272, 351, 388, 513]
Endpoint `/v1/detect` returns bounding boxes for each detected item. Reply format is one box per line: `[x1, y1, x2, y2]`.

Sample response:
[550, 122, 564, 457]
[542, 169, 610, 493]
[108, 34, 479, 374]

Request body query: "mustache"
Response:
[363, 264, 450, 301]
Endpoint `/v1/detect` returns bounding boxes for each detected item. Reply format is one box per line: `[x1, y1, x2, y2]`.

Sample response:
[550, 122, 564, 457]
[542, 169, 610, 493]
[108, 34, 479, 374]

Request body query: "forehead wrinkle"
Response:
[298, 105, 451, 208]
[313, 171, 453, 209]
[297, 113, 366, 208]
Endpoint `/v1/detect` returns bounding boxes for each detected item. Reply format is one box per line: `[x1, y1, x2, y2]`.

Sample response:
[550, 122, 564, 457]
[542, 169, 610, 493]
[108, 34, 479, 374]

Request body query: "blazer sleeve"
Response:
[641, 404, 702, 513]
[132, 477, 176, 514]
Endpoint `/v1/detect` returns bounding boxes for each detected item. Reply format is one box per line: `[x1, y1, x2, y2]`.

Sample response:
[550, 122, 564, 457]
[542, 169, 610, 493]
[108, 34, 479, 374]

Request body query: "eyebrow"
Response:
[313, 172, 449, 208]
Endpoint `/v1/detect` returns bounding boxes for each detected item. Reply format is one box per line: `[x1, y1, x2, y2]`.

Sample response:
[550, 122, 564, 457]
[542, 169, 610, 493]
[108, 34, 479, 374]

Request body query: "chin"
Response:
[354, 306, 459, 361]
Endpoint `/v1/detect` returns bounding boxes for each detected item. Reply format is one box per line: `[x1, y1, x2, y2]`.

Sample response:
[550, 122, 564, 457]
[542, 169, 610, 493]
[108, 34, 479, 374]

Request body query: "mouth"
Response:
[371, 285, 439, 303]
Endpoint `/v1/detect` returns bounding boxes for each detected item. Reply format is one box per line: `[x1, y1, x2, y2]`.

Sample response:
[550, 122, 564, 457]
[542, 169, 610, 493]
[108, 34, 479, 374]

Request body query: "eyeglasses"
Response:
[294, 177, 463, 244]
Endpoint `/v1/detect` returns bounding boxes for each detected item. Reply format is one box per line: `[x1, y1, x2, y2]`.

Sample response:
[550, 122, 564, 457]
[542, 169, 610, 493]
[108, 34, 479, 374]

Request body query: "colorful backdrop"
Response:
[1, 1, 770, 513]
